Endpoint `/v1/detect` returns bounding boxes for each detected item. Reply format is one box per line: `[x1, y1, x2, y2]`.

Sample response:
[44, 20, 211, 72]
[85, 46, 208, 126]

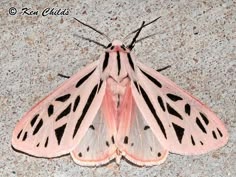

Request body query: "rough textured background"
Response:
[0, 0, 235, 176]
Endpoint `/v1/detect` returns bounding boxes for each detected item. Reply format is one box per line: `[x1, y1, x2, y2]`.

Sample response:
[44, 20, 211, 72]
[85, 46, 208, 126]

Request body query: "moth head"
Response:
[105, 40, 127, 52]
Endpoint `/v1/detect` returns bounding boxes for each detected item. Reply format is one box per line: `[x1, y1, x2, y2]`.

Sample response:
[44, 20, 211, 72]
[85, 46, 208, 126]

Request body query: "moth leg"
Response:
[156, 65, 171, 72]
[57, 73, 70, 79]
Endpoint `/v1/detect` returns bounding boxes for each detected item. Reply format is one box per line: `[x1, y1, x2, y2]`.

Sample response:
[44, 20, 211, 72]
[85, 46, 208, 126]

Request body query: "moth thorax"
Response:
[107, 77, 130, 108]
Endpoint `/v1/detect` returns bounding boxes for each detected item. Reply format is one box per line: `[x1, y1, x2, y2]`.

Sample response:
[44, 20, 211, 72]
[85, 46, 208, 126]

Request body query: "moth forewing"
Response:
[12, 61, 106, 157]
[131, 62, 228, 155]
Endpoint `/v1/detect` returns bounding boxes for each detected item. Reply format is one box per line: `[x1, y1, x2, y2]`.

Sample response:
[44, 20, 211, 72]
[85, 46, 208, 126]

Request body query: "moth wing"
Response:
[130, 61, 228, 155]
[12, 61, 106, 157]
[71, 86, 117, 166]
[117, 85, 168, 166]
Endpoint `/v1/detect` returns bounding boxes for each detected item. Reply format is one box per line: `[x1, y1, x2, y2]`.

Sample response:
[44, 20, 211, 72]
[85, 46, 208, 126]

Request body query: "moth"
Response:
[12, 18, 228, 166]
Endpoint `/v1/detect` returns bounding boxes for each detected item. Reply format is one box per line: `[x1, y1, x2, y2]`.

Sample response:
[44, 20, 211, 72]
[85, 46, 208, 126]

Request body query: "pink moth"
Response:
[12, 18, 228, 166]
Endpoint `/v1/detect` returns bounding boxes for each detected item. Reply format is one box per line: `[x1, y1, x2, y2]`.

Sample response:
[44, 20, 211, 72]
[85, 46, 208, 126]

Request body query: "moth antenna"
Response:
[73, 34, 107, 48]
[74, 18, 111, 43]
[128, 21, 145, 50]
[135, 33, 158, 44]
[123, 17, 161, 42]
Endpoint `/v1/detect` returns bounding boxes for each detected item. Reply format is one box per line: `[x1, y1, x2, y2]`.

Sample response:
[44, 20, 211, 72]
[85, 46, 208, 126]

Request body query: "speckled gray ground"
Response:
[0, 0, 235, 177]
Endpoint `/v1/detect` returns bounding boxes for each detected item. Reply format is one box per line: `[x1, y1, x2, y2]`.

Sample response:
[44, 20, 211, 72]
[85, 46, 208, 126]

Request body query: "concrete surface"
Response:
[0, 0, 235, 176]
